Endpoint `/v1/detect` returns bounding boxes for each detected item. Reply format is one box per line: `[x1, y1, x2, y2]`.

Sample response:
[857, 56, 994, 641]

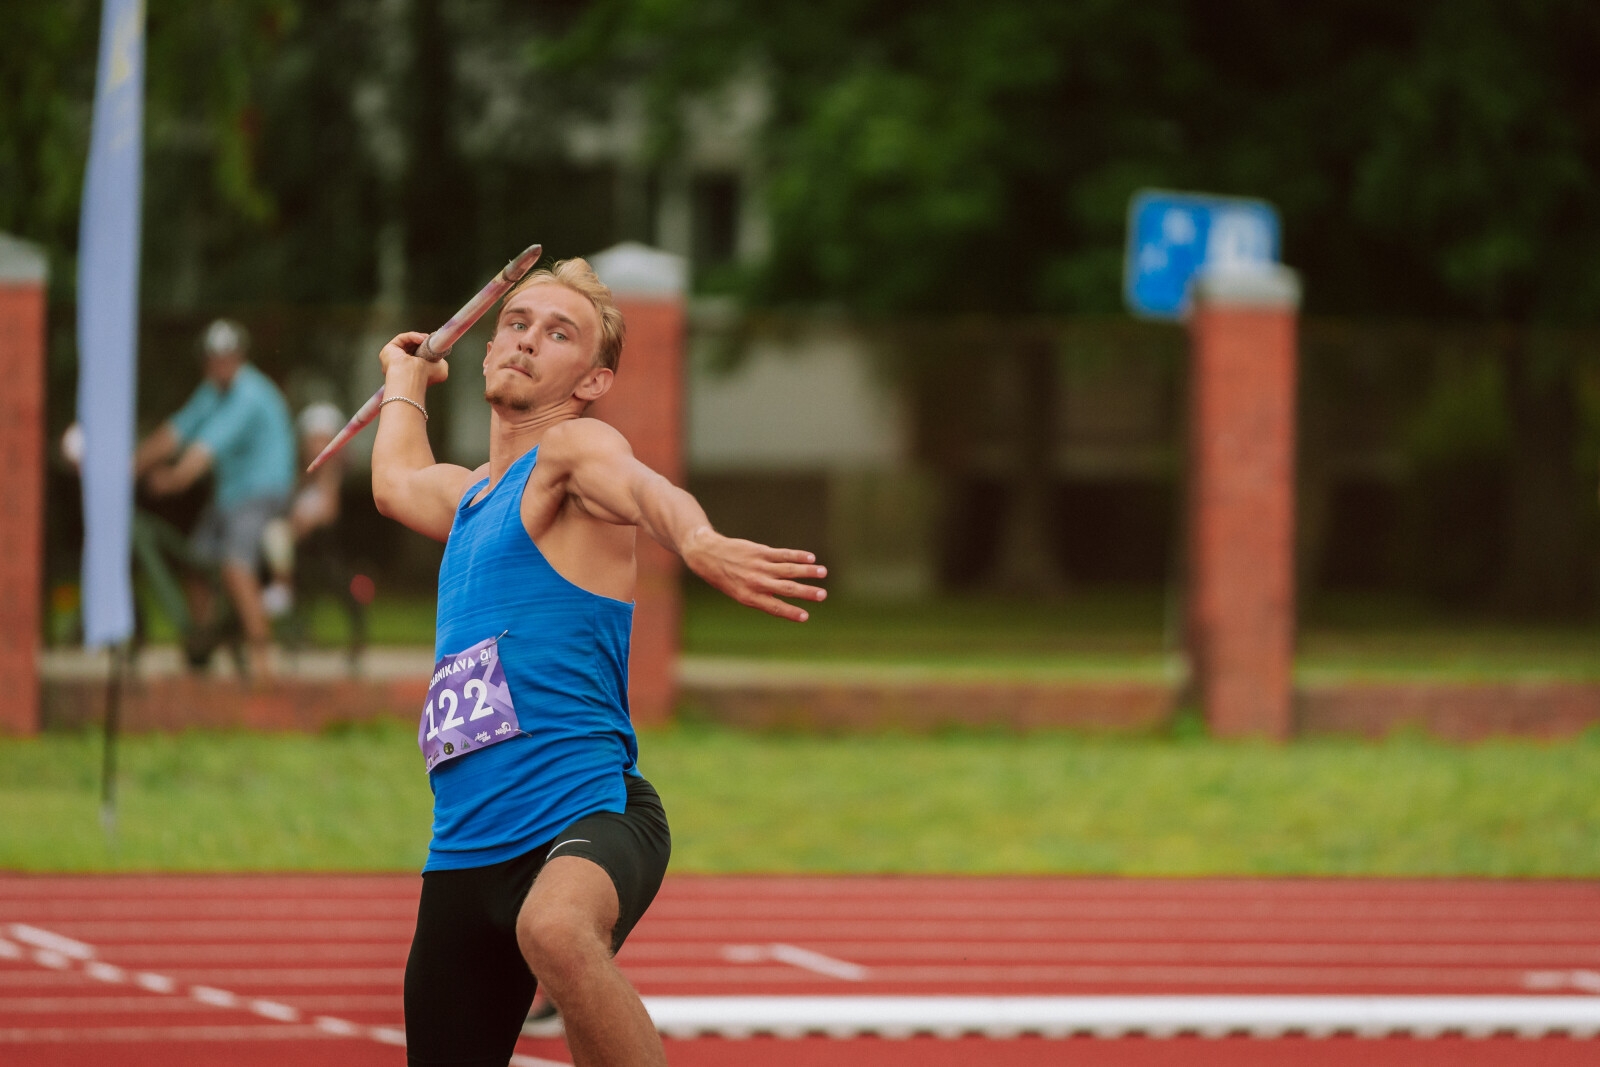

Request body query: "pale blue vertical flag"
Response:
[77, 0, 146, 647]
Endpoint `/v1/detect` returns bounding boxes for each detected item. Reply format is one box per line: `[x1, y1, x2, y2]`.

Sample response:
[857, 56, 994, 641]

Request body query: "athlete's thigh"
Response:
[532, 777, 672, 954]
[405, 865, 538, 1067]
[517, 854, 620, 955]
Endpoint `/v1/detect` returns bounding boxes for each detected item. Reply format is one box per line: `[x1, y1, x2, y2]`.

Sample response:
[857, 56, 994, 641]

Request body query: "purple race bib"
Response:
[419, 633, 521, 772]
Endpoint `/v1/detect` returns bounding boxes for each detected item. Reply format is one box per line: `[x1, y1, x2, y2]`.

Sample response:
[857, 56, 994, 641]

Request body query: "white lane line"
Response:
[133, 972, 175, 994]
[722, 943, 869, 981]
[9, 925, 94, 960]
[641, 994, 1600, 1040]
[1525, 969, 1600, 994]
[313, 1015, 362, 1036]
[510, 1054, 575, 1066]
[0, 996, 269, 1014]
[0, 938, 21, 960]
[190, 985, 239, 1009]
[249, 999, 301, 1023]
[83, 962, 125, 984]
[769, 944, 869, 982]
[0, 923, 571, 1062]
[0, 1024, 342, 1042]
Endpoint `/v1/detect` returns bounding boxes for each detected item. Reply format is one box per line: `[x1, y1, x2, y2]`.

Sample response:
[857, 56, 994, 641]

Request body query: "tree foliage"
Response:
[555, 0, 1600, 321]
[1, 0, 296, 300]
[9, 0, 1598, 318]
[7, 1, 1600, 608]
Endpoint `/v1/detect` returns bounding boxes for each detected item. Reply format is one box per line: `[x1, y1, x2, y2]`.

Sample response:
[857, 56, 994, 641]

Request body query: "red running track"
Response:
[2, 874, 1598, 1065]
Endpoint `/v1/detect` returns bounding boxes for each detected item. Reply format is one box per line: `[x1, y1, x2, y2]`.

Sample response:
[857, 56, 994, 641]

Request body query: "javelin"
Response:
[306, 243, 543, 472]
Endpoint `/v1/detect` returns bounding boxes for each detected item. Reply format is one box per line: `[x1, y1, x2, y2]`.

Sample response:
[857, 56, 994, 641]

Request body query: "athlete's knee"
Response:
[516, 902, 607, 982]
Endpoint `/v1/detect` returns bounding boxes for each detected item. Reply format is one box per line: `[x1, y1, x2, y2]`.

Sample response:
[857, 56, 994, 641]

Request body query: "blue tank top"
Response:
[424, 445, 638, 872]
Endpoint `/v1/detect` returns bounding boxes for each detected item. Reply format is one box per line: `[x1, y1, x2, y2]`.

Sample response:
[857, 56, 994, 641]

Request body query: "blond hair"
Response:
[502, 257, 626, 372]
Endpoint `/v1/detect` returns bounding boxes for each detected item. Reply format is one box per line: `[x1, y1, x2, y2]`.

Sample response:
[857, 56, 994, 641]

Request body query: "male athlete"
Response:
[371, 257, 826, 1067]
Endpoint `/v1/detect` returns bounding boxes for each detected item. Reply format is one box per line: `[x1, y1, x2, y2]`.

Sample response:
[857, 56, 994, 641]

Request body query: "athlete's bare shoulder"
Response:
[537, 416, 633, 473]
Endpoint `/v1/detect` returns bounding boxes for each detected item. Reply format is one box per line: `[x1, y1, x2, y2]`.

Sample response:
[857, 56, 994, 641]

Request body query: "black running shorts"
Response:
[403, 775, 671, 1066]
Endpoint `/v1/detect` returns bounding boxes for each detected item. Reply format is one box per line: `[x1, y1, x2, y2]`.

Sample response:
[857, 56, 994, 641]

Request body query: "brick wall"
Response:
[589, 297, 685, 727]
[42, 675, 428, 732]
[1186, 269, 1300, 739]
[0, 276, 45, 734]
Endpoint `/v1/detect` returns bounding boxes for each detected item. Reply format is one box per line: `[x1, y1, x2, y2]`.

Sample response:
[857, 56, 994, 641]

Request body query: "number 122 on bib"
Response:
[419, 634, 522, 772]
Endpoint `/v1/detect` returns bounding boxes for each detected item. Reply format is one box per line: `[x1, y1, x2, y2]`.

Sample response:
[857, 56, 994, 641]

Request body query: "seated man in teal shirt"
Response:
[135, 319, 296, 678]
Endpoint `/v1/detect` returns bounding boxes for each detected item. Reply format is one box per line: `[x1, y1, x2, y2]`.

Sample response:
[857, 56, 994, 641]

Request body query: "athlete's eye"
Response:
[552, 330, 568, 342]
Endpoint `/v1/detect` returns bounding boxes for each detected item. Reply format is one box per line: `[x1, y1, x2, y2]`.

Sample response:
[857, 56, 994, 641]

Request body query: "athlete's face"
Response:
[483, 283, 606, 412]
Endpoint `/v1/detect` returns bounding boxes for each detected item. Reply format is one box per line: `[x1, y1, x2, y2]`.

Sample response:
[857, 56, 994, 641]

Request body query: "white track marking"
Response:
[189, 985, 239, 1008]
[1525, 969, 1600, 994]
[133, 972, 175, 993]
[0, 996, 263, 1014]
[248, 998, 301, 1022]
[768, 944, 869, 981]
[721, 943, 869, 980]
[641, 994, 1600, 1040]
[9, 925, 94, 960]
[83, 961, 125, 984]
[369, 1026, 406, 1045]
[0, 938, 20, 960]
[0, 923, 580, 1063]
[312, 1015, 361, 1036]
[0, 1024, 351, 1042]
[11, 923, 1598, 1044]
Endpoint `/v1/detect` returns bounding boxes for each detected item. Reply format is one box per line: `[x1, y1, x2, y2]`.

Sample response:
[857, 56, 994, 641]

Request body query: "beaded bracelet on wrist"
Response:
[379, 395, 428, 421]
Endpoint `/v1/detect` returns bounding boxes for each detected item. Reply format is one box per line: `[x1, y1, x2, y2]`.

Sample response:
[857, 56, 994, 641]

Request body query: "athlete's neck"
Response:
[485, 402, 580, 486]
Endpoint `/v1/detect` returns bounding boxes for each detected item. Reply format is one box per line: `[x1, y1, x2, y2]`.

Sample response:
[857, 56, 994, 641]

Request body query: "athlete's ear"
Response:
[574, 366, 614, 403]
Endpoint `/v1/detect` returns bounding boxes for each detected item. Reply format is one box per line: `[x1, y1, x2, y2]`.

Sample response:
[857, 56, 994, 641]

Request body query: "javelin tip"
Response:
[502, 243, 543, 282]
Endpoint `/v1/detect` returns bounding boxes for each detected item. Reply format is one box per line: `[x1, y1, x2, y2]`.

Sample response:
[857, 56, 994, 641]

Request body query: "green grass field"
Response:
[5, 720, 1598, 877]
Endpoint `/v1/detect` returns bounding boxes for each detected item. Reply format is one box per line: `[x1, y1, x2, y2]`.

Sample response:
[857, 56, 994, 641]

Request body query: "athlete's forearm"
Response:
[629, 468, 716, 558]
[585, 440, 823, 620]
[629, 465, 825, 621]
[370, 359, 437, 510]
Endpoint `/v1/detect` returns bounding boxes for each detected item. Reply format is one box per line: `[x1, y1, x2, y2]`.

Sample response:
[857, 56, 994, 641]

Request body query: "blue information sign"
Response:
[1124, 190, 1280, 320]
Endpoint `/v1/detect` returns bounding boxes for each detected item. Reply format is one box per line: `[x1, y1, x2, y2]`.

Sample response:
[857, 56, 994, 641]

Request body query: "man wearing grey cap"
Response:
[135, 318, 296, 678]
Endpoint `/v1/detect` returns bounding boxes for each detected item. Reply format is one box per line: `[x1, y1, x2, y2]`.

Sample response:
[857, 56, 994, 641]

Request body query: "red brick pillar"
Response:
[1186, 265, 1300, 739]
[588, 244, 687, 727]
[0, 236, 48, 735]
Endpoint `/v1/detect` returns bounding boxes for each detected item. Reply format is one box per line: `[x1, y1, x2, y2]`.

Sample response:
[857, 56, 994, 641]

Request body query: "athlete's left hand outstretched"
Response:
[681, 526, 827, 622]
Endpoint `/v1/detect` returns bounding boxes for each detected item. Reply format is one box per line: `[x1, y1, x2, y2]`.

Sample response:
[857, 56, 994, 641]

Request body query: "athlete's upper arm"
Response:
[533, 419, 653, 526]
[374, 460, 482, 542]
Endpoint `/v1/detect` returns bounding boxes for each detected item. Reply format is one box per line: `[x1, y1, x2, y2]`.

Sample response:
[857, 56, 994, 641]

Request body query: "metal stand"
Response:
[100, 643, 127, 835]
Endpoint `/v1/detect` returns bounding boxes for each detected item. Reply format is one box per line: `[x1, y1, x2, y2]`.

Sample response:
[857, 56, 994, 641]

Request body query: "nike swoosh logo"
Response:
[546, 838, 591, 857]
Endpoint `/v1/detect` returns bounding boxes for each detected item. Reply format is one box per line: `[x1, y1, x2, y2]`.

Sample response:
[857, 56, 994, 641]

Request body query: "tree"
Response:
[553, 0, 1600, 608]
[1350, 0, 1600, 610]
[0, 1, 104, 297]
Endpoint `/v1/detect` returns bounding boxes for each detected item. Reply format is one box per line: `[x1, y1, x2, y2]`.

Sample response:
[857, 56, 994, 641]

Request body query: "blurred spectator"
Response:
[135, 319, 295, 679]
[261, 401, 369, 667]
